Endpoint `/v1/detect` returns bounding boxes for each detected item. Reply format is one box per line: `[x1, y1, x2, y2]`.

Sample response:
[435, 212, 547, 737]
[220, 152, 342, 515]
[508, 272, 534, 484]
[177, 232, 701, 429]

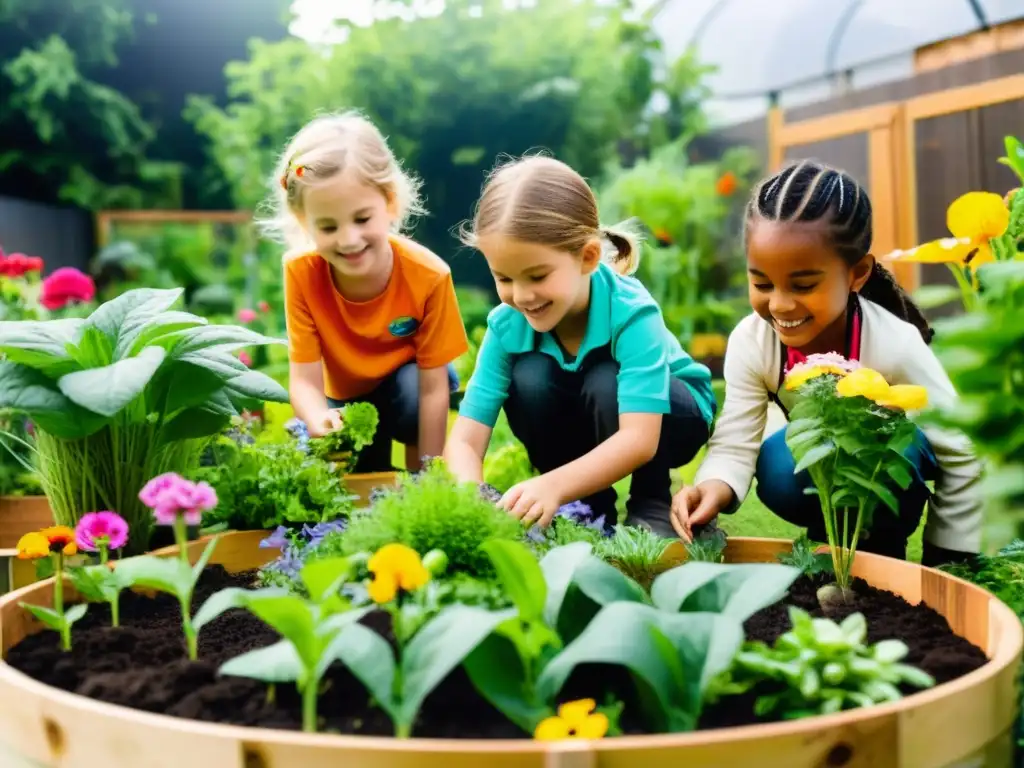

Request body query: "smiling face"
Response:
[477, 234, 600, 333]
[302, 169, 395, 283]
[746, 219, 872, 350]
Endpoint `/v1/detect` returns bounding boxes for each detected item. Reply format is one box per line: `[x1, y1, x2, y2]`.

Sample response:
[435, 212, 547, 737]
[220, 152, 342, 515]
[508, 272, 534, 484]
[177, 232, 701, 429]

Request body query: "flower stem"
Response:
[180, 593, 197, 660]
[111, 595, 120, 628]
[395, 721, 412, 738]
[173, 516, 189, 568]
[301, 679, 319, 732]
[99, 543, 108, 566]
[53, 553, 70, 651]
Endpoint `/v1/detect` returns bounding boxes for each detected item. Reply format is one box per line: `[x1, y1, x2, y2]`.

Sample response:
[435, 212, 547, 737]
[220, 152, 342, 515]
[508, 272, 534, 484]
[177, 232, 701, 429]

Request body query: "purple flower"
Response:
[260, 525, 290, 549]
[139, 472, 218, 526]
[525, 500, 611, 542]
[301, 519, 347, 546]
[75, 511, 129, 552]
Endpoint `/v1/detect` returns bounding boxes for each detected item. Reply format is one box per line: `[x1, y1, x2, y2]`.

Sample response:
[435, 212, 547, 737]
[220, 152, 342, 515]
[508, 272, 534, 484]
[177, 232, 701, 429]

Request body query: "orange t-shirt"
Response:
[284, 235, 469, 401]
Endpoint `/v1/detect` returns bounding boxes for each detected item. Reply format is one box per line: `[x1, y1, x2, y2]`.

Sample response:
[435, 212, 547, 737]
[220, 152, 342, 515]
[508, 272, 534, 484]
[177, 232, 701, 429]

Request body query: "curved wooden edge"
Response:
[343, 471, 400, 507]
[0, 534, 1019, 768]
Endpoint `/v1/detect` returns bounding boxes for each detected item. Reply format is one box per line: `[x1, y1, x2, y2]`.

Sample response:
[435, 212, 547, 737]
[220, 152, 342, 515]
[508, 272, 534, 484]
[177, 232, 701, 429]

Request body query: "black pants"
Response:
[328, 362, 459, 473]
[503, 351, 712, 537]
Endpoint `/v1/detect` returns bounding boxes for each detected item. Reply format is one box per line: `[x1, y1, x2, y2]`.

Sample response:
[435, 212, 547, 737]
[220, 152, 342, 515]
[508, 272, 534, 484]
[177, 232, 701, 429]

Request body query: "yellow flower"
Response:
[16, 532, 50, 560]
[883, 191, 1008, 267]
[367, 543, 430, 604]
[875, 384, 929, 412]
[784, 364, 849, 391]
[534, 699, 609, 741]
[40, 526, 78, 556]
[836, 367, 890, 401]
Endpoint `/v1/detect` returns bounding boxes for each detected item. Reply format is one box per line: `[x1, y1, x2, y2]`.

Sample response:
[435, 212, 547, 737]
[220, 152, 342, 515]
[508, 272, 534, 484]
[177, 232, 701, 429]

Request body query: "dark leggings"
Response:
[754, 427, 972, 567]
[328, 362, 458, 473]
[503, 351, 712, 537]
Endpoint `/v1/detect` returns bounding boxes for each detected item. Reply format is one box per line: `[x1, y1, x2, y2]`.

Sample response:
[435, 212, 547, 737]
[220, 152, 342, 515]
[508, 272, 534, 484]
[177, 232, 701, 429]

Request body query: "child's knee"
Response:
[579, 360, 619, 413]
[509, 352, 562, 409]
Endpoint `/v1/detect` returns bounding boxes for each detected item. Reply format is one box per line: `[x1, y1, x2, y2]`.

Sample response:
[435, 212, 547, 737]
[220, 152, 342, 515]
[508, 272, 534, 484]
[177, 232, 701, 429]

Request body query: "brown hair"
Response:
[746, 158, 933, 343]
[259, 111, 425, 258]
[460, 154, 641, 275]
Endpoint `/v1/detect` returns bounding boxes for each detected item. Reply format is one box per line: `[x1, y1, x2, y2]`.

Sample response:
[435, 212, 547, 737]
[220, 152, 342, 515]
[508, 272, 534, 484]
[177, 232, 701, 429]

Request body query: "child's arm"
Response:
[415, 365, 452, 469]
[289, 361, 341, 437]
[444, 416, 493, 483]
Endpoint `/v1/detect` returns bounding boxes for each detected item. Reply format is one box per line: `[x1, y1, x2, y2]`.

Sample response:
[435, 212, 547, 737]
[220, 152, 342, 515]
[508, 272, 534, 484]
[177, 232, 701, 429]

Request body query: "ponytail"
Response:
[600, 220, 643, 276]
[860, 261, 934, 344]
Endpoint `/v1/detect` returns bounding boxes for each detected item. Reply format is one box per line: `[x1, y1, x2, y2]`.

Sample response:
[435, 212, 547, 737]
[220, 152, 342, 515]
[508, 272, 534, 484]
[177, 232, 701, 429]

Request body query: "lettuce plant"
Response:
[307, 402, 380, 469]
[0, 288, 288, 552]
[723, 606, 935, 718]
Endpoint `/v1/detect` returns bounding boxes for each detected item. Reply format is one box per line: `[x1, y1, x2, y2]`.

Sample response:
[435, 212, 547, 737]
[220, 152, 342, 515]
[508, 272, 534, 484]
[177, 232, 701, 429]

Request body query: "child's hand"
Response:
[671, 480, 733, 542]
[307, 408, 343, 438]
[499, 475, 562, 528]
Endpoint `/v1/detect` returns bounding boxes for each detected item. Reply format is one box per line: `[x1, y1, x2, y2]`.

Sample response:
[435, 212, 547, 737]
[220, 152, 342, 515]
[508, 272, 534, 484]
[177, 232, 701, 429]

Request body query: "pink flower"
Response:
[139, 472, 218, 526]
[76, 511, 129, 552]
[238, 351, 253, 367]
[39, 267, 95, 310]
[257, 301, 270, 313]
[238, 308, 258, 324]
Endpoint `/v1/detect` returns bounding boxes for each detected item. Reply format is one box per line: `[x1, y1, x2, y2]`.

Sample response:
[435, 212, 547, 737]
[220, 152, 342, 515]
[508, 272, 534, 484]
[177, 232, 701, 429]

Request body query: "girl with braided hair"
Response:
[671, 159, 982, 567]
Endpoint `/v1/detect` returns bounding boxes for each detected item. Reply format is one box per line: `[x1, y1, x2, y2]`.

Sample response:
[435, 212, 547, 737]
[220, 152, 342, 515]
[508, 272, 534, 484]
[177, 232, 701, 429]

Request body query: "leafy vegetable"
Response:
[0, 288, 288, 552]
[594, 524, 674, 589]
[308, 402, 380, 469]
[777, 533, 834, 578]
[722, 606, 935, 719]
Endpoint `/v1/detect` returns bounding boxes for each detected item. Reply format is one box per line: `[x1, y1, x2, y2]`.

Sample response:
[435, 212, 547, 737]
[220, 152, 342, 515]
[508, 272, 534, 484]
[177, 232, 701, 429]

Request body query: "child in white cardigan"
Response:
[671, 160, 983, 567]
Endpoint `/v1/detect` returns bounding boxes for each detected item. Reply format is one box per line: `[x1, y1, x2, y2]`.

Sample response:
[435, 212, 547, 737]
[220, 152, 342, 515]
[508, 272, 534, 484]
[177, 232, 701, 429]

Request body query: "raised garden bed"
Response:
[0, 532, 1018, 767]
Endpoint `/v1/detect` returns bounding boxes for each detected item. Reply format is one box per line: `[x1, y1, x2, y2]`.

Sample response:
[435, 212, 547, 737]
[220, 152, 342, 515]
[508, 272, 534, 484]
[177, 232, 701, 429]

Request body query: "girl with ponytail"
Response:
[672, 159, 982, 567]
[445, 155, 716, 536]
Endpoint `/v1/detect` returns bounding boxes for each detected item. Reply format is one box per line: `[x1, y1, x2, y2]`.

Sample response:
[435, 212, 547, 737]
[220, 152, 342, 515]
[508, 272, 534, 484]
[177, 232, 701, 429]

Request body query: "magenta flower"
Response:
[75, 511, 129, 553]
[238, 308, 258, 324]
[39, 267, 96, 310]
[257, 300, 270, 313]
[139, 472, 218, 526]
[238, 350, 253, 367]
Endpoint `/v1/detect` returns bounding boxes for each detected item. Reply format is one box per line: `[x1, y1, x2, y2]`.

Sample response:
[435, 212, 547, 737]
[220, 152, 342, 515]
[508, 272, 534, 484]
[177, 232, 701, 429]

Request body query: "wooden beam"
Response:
[95, 210, 253, 247]
[915, 19, 1024, 73]
[905, 73, 1024, 120]
[766, 105, 785, 171]
[777, 103, 898, 148]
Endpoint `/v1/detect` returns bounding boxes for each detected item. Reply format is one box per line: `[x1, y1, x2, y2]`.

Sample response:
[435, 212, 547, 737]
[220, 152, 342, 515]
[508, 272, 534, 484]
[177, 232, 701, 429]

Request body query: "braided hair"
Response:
[746, 160, 933, 344]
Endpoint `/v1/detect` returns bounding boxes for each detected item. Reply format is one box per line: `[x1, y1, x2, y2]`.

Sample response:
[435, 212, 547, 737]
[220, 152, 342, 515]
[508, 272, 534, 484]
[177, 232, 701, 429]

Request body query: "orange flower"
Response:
[39, 526, 78, 556]
[716, 171, 737, 197]
[653, 228, 672, 246]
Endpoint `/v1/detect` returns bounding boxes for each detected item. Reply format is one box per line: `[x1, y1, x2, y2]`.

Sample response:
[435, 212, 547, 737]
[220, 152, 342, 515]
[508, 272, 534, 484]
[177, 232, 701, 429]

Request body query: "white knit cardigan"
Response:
[693, 298, 984, 552]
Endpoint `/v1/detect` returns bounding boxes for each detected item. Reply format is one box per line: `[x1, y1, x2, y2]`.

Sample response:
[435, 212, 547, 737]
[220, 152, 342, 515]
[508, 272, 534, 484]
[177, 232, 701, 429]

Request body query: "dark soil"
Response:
[5, 567, 989, 738]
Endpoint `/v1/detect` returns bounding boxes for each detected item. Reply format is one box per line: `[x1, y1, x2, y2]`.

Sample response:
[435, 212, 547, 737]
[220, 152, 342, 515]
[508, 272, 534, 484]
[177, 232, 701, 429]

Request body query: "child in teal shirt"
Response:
[444, 156, 715, 536]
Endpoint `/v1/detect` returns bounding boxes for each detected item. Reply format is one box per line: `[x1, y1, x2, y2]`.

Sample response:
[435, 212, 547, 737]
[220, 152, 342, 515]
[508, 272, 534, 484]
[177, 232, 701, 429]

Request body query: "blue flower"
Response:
[301, 519, 347, 546]
[260, 525, 290, 549]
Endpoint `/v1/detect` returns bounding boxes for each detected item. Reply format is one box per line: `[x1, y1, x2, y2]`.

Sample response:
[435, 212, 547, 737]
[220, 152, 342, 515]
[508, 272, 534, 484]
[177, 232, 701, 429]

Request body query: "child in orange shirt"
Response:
[264, 112, 469, 472]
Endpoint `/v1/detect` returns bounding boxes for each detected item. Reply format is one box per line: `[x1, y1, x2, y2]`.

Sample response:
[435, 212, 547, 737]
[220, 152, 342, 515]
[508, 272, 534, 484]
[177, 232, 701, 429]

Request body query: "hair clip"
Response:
[280, 162, 306, 190]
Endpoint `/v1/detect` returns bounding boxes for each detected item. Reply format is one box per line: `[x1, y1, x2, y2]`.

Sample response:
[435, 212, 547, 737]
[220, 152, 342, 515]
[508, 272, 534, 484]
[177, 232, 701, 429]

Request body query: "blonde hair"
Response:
[259, 111, 425, 257]
[460, 154, 642, 275]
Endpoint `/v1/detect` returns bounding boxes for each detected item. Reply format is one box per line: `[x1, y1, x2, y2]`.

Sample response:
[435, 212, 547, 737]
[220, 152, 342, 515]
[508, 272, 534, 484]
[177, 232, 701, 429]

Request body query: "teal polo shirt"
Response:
[459, 262, 716, 428]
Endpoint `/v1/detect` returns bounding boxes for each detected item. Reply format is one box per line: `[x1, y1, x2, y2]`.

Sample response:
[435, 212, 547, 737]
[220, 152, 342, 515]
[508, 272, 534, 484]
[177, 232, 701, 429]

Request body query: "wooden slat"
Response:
[905, 73, 1024, 120]
[777, 104, 898, 148]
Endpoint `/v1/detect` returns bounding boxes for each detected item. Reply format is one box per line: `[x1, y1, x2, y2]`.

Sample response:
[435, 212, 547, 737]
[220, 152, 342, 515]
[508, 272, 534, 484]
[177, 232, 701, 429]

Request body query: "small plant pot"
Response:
[0, 496, 54, 550]
[341, 471, 401, 506]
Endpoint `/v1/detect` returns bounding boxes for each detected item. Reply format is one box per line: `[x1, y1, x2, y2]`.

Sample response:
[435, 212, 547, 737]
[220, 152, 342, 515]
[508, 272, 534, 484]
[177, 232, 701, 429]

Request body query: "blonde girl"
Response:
[266, 112, 468, 471]
[444, 155, 716, 535]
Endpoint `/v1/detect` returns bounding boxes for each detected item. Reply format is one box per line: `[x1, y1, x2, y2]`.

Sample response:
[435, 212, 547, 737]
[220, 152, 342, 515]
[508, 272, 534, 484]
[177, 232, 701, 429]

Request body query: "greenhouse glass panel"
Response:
[980, 0, 1024, 25]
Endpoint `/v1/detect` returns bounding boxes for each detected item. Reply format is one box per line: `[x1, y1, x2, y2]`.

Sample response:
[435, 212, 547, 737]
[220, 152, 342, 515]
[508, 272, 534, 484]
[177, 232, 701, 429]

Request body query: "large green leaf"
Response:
[223, 370, 290, 403]
[87, 288, 184, 345]
[56, 346, 167, 418]
[480, 539, 547, 622]
[244, 595, 319, 668]
[120, 311, 209, 360]
[170, 325, 286, 357]
[539, 542, 593, 627]
[325, 622, 398, 720]
[398, 605, 516, 727]
[0, 318, 84, 377]
[115, 555, 194, 598]
[463, 633, 550, 733]
[220, 639, 304, 684]
[650, 562, 801, 622]
[158, 360, 235, 415]
[0, 361, 107, 438]
[161, 407, 233, 442]
[66, 326, 115, 369]
[571, 554, 648, 607]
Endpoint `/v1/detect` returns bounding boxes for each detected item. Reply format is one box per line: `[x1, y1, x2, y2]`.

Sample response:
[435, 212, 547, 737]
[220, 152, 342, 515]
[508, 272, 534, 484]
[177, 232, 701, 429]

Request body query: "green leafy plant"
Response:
[784, 358, 925, 607]
[465, 541, 801, 734]
[0, 288, 288, 553]
[929, 261, 1024, 550]
[777, 534, 834, 578]
[308, 402, 380, 470]
[0, 410, 41, 497]
[483, 441, 537, 492]
[16, 526, 87, 651]
[194, 556, 373, 732]
[684, 525, 728, 563]
[336, 460, 524, 577]
[194, 438, 357, 530]
[723, 606, 935, 719]
[594, 524, 674, 589]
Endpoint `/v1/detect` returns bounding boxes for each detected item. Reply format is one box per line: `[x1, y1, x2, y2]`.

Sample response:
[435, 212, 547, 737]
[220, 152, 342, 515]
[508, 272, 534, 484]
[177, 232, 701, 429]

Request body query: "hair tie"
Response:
[280, 161, 306, 190]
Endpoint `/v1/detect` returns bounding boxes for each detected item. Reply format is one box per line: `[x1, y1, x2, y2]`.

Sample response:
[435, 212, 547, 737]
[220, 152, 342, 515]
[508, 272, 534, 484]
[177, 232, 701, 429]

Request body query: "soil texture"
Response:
[5, 567, 989, 738]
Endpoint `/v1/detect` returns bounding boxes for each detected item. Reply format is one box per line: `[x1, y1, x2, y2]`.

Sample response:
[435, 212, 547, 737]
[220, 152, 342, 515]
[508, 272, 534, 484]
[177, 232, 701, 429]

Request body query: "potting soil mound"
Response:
[5, 566, 988, 738]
